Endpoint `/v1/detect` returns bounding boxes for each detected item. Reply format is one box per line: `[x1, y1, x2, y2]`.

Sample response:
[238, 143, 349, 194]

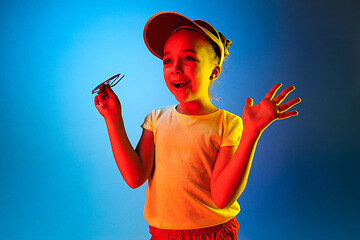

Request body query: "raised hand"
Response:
[94, 84, 122, 121]
[242, 83, 301, 135]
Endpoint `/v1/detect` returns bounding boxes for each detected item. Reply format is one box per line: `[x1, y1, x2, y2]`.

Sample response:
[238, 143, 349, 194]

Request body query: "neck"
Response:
[176, 100, 218, 115]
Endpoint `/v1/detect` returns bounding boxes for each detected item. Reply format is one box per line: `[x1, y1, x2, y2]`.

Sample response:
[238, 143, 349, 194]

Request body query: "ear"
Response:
[210, 65, 221, 81]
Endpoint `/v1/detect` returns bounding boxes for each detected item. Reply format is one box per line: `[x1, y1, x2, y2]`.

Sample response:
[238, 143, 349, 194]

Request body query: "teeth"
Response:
[173, 81, 190, 89]
[173, 81, 189, 84]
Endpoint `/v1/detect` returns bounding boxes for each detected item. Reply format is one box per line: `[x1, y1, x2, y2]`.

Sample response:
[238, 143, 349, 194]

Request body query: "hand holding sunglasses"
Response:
[92, 73, 125, 94]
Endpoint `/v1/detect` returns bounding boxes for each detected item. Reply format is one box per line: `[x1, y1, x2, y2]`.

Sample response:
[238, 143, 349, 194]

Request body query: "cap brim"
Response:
[143, 11, 224, 66]
[144, 12, 199, 59]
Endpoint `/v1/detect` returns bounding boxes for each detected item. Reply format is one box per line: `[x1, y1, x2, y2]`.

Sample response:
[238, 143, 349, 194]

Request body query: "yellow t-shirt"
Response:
[141, 105, 243, 229]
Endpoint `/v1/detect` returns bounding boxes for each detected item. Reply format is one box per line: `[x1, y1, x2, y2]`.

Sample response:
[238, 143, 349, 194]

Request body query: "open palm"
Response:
[242, 83, 301, 134]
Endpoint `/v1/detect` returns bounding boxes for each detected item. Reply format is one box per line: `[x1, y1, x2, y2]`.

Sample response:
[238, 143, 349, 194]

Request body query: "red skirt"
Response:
[149, 218, 239, 240]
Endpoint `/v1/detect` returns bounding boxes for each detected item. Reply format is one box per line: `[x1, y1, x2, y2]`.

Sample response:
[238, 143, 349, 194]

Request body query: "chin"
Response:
[173, 94, 190, 103]
[175, 97, 187, 103]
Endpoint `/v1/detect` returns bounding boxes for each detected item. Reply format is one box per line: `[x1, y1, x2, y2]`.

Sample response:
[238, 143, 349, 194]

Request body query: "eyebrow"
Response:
[163, 49, 197, 57]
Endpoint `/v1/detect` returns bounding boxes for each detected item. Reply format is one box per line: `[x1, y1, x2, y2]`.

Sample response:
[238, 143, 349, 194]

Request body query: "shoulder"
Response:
[142, 105, 175, 130]
[217, 109, 242, 126]
[149, 105, 175, 115]
[217, 109, 243, 146]
[145, 105, 176, 120]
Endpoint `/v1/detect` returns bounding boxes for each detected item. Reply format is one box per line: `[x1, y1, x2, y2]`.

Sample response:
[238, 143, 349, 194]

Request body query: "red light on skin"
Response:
[163, 29, 220, 115]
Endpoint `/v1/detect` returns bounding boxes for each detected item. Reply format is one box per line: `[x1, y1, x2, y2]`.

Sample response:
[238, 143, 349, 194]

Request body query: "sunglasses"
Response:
[92, 73, 125, 94]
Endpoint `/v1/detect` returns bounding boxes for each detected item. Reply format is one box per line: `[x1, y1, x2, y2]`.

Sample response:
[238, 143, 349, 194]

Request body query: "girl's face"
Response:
[163, 29, 219, 104]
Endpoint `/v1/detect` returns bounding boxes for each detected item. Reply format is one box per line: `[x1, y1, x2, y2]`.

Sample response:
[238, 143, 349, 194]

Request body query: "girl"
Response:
[94, 11, 301, 240]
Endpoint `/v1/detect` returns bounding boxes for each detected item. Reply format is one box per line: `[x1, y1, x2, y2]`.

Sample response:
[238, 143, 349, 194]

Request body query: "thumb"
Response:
[94, 95, 99, 106]
[94, 95, 102, 110]
[245, 97, 253, 108]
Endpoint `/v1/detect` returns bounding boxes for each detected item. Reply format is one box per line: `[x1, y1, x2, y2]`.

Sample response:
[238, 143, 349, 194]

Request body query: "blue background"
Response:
[1, 0, 359, 239]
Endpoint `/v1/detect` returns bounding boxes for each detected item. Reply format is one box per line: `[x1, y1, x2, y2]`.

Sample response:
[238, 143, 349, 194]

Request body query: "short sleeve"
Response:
[140, 106, 173, 133]
[141, 109, 155, 132]
[220, 114, 243, 147]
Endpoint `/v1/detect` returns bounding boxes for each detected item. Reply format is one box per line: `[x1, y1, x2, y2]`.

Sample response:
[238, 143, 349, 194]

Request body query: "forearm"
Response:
[211, 83, 300, 208]
[104, 115, 145, 188]
[212, 128, 261, 208]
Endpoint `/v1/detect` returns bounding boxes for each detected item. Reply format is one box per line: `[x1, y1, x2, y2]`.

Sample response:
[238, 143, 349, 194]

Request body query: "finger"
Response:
[273, 86, 295, 104]
[278, 110, 298, 120]
[278, 97, 301, 112]
[245, 97, 253, 107]
[97, 92, 108, 102]
[97, 85, 107, 96]
[105, 84, 116, 97]
[98, 84, 105, 90]
[243, 97, 253, 112]
[97, 88, 110, 103]
[94, 95, 100, 107]
[98, 86, 109, 99]
[264, 83, 282, 100]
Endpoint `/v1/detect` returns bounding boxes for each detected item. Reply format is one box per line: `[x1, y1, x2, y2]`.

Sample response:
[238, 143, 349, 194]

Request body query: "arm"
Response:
[211, 130, 259, 209]
[95, 84, 154, 189]
[211, 83, 301, 208]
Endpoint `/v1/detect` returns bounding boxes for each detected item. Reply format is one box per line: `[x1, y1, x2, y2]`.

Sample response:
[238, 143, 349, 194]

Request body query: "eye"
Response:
[163, 58, 171, 65]
[184, 56, 196, 62]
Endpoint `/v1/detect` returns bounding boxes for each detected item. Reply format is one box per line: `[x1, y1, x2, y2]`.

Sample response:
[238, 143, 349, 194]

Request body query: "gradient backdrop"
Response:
[1, 0, 359, 239]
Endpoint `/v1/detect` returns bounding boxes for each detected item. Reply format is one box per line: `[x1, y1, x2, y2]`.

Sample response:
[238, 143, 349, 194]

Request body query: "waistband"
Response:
[149, 217, 239, 236]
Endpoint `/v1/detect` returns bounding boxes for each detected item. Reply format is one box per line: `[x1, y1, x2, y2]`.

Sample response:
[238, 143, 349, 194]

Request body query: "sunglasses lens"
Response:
[92, 74, 124, 94]
[110, 75, 124, 87]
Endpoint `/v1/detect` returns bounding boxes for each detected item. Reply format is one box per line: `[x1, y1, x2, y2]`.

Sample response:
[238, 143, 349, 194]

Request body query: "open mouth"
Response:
[173, 81, 190, 89]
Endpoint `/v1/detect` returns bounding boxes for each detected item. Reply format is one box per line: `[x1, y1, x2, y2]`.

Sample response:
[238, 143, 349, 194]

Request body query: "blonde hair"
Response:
[209, 32, 232, 102]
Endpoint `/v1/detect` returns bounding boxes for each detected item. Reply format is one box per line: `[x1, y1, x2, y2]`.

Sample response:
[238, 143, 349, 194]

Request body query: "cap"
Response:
[143, 11, 225, 67]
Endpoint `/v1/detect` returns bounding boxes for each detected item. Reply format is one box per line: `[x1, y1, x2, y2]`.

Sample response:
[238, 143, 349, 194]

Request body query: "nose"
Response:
[171, 60, 183, 75]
